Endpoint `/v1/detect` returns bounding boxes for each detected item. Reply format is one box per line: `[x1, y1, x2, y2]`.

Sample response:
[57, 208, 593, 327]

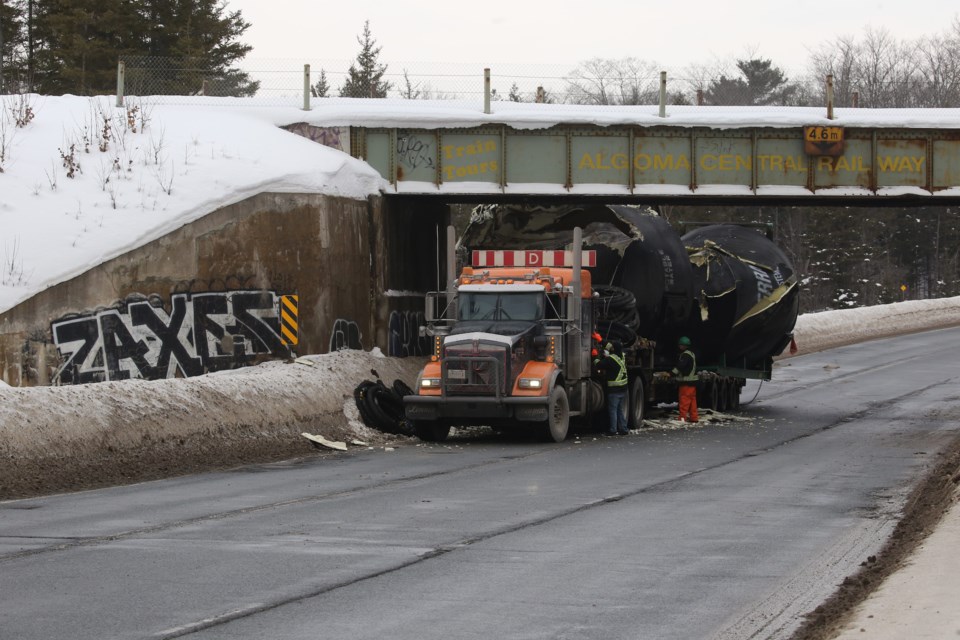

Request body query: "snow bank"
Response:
[788, 296, 960, 356]
[0, 95, 386, 314]
[0, 349, 422, 460]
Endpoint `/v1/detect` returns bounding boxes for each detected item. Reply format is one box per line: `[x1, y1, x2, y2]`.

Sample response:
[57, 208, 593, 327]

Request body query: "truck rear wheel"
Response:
[414, 421, 451, 442]
[628, 377, 645, 430]
[542, 386, 570, 443]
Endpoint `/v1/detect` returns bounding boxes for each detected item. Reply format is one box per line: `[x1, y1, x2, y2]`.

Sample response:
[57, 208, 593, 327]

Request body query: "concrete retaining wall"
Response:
[0, 193, 448, 387]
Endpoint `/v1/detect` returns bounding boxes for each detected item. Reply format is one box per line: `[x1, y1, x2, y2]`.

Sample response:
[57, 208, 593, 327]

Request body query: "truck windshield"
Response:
[459, 292, 544, 322]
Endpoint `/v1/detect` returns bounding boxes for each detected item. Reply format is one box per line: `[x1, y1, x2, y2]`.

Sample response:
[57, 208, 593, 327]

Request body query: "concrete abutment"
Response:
[0, 192, 448, 387]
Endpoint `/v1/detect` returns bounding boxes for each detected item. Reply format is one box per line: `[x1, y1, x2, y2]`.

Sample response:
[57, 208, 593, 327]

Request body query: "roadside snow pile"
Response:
[788, 296, 960, 356]
[0, 348, 423, 460]
[0, 95, 386, 314]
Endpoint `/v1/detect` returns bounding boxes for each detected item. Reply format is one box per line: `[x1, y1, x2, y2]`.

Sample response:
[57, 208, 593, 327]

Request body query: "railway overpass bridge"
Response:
[335, 103, 960, 206]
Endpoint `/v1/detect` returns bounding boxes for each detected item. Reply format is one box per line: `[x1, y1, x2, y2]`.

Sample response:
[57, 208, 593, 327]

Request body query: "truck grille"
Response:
[442, 352, 508, 396]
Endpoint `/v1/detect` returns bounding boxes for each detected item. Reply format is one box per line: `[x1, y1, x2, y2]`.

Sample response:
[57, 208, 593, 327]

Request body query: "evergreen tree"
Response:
[30, 0, 141, 95]
[26, 0, 256, 96]
[135, 0, 257, 96]
[737, 58, 798, 104]
[705, 58, 798, 105]
[340, 20, 391, 98]
[507, 82, 522, 102]
[704, 73, 749, 105]
[312, 68, 330, 97]
[0, 0, 25, 92]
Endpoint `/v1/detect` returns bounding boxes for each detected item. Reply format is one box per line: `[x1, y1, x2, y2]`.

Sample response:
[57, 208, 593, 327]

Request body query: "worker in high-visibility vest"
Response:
[593, 341, 629, 435]
[672, 336, 698, 423]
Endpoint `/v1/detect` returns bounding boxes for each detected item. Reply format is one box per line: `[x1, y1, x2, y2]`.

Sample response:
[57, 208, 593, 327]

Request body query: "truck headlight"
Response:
[518, 378, 543, 389]
[420, 378, 442, 388]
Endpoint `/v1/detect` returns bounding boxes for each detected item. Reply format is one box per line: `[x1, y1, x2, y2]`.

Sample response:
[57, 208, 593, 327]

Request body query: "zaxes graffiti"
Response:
[52, 291, 290, 384]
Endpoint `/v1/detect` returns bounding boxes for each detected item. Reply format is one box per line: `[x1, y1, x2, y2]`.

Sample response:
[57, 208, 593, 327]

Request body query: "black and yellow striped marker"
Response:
[279, 294, 299, 346]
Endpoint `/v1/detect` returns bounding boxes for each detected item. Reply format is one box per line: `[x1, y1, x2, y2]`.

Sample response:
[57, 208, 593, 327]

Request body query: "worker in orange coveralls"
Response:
[672, 336, 698, 423]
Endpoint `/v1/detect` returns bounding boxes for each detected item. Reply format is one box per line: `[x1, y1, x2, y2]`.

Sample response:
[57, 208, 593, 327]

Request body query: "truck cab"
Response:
[404, 238, 596, 443]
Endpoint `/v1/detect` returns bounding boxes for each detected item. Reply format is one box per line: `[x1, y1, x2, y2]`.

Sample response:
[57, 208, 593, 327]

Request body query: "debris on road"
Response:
[642, 409, 755, 431]
[301, 433, 348, 451]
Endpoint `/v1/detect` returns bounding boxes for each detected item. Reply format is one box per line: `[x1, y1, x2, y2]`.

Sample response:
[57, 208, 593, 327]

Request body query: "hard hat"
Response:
[678, 336, 691, 346]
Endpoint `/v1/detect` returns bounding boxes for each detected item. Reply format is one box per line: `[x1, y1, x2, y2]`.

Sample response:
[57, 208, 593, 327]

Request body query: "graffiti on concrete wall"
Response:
[387, 310, 429, 357]
[284, 123, 346, 153]
[329, 318, 363, 352]
[51, 290, 293, 384]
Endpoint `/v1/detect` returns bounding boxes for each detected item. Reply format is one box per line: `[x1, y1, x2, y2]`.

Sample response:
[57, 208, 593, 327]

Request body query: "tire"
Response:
[542, 385, 570, 443]
[392, 379, 414, 397]
[628, 377, 645, 430]
[353, 380, 378, 428]
[730, 380, 741, 411]
[363, 382, 413, 435]
[704, 379, 719, 411]
[717, 378, 729, 413]
[414, 421, 451, 442]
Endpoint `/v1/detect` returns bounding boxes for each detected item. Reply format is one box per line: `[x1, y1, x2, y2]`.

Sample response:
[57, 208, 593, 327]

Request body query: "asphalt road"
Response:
[2, 327, 959, 640]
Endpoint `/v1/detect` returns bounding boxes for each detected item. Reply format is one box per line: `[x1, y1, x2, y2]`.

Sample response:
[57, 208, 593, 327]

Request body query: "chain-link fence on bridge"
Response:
[120, 57, 841, 110]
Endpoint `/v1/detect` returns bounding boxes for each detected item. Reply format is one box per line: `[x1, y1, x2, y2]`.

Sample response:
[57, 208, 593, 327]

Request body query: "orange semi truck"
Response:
[403, 218, 800, 443]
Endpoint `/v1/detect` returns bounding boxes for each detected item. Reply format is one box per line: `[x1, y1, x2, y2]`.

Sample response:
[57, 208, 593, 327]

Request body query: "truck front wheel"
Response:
[542, 386, 570, 443]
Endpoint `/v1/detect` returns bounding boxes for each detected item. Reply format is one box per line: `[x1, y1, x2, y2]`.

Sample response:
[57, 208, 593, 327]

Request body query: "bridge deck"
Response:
[306, 101, 960, 201]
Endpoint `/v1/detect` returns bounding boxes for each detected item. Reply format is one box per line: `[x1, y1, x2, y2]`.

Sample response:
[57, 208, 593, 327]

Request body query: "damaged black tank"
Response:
[682, 224, 800, 371]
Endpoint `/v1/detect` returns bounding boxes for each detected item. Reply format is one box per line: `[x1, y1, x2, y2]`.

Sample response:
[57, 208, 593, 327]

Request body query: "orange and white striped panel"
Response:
[471, 250, 596, 268]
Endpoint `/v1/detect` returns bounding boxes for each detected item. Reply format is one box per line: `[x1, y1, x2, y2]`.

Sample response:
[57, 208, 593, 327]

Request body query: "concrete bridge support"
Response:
[0, 193, 447, 387]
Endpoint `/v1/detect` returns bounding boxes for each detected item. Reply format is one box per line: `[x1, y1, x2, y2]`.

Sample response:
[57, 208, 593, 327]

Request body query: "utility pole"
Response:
[0, 4, 5, 94]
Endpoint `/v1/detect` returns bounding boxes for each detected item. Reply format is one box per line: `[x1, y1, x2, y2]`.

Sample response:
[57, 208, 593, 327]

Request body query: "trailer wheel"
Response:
[628, 377, 645, 429]
[702, 379, 719, 411]
[414, 421, 451, 442]
[729, 381, 741, 411]
[542, 385, 570, 443]
[716, 378, 729, 413]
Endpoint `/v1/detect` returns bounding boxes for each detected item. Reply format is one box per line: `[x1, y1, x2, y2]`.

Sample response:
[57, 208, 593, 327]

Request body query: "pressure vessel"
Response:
[459, 207, 799, 370]
[681, 224, 800, 368]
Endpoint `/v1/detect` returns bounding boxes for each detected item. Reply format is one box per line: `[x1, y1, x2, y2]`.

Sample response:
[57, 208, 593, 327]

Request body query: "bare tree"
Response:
[400, 69, 422, 100]
[564, 57, 661, 105]
[807, 35, 860, 106]
[914, 33, 960, 106]
[855, 27, 918, 107]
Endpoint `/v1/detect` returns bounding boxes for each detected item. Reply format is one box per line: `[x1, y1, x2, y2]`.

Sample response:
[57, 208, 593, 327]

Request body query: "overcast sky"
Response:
[228, 0, 959, 74]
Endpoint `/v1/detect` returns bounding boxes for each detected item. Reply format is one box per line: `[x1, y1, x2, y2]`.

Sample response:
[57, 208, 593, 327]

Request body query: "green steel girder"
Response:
[354, 124, 960, 201]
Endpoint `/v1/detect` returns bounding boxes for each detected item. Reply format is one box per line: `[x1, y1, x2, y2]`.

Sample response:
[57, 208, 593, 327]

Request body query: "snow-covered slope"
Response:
[0, 95, 385, 314]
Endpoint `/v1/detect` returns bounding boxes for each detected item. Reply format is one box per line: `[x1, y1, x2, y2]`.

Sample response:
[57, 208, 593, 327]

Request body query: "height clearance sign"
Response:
[804, 126, 845, 156]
